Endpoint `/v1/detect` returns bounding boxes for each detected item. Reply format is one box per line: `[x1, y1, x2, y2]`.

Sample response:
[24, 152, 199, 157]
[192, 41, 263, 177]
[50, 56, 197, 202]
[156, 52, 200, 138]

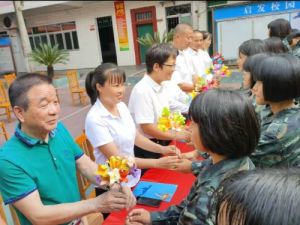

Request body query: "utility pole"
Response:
[13, 1, 32, 72]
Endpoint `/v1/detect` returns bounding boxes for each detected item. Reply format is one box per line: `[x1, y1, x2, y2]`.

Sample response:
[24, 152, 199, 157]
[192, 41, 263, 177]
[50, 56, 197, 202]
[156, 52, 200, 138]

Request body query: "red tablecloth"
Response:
[103, 140, 196, 225]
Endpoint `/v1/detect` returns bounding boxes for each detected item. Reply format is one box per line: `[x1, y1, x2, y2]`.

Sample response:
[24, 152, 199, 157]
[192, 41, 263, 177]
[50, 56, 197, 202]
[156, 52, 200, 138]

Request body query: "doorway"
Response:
[131, 6, 157, 64]
[97, 16, 117, 64]
[137, 24, 154, 63]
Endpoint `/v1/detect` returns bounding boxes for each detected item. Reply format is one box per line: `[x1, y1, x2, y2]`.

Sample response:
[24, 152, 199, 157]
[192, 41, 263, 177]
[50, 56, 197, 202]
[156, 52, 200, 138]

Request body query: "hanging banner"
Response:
[114, 1, 129, 51]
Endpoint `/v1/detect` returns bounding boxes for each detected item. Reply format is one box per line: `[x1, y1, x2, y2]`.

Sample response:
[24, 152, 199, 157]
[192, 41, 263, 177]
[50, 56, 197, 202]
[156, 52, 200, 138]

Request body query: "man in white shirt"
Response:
[128, 43, 191, 159]
[186, 30, 207, 83]
[171, 23, 194, 92]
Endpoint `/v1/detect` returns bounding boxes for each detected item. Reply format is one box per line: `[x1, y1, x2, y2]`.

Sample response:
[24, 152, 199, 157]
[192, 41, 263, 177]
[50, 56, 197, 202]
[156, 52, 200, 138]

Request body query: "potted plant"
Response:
[137, 29, 174, 48]
[30, 43, 69, 79]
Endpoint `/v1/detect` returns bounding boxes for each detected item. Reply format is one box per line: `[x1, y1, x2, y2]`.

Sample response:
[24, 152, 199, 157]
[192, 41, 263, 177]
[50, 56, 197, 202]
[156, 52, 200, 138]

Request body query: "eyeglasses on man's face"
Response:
[163, 63, 176, 68]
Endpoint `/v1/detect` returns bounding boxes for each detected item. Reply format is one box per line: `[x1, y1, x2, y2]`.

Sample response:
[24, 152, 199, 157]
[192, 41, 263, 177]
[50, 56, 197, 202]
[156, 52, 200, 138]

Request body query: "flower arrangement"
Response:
[157, 107, 186, 132]
[193, 53, 231, 94]
[194, 76, 210, 92]
[95, 156, 140, 188]
[207, 53, 232, 77]
[205, 64, 231, 77]
[212, 53, 224, 65]
[194, 76, 220, 93]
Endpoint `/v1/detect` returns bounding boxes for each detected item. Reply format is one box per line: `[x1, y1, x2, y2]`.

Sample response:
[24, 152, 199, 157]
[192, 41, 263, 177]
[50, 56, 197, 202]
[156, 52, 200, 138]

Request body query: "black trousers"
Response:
[134, 138, 171, 176]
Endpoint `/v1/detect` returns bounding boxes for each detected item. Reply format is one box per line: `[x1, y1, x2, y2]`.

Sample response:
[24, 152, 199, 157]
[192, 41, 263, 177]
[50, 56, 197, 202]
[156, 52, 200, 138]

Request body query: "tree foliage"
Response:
[30, 43, 69, 67]
[137, 29, 174, 47]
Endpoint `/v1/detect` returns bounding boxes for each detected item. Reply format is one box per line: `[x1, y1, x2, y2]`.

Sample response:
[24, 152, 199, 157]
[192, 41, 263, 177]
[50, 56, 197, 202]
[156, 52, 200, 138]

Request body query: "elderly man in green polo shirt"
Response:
[0, 73, 136, 225]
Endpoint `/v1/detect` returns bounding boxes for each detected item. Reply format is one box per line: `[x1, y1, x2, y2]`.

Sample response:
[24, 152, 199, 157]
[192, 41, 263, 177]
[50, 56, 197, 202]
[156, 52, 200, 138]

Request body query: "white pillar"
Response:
[13, 1, 32, 72]
[196, 1, 208, 31]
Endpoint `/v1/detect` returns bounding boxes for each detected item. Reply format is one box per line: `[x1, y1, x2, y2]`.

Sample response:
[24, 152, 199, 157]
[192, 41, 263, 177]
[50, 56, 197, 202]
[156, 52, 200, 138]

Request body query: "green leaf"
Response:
[30, 43, 69, 67]
[137, 29, 174, 47]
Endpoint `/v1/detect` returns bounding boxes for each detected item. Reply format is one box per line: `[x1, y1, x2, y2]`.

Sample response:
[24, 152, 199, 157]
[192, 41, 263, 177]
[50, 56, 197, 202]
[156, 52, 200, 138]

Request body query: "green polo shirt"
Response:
[0, 122, 83, 225]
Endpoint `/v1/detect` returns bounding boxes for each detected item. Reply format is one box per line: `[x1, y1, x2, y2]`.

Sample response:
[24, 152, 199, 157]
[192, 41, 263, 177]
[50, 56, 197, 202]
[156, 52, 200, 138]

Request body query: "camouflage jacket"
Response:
[251, 105, 300, 168]
[282, 38, 300, 59]
[150, 157, 254, 225]
[239, 89, 271, 122]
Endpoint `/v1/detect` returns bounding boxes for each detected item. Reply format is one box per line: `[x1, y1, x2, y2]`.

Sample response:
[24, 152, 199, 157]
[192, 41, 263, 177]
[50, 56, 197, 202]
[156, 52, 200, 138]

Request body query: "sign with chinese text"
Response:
[214, 1, 300, 21]
[114, 1, 129, 51]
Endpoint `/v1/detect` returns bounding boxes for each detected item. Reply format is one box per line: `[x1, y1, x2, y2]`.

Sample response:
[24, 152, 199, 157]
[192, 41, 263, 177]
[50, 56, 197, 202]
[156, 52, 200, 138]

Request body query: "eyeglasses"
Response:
[163, 63, 176, 68]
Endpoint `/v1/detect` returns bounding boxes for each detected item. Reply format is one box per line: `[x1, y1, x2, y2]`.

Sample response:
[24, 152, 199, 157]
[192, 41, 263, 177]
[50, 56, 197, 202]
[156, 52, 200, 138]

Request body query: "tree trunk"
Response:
[13, 1, 32, 72]
[47, 65, 54, 80]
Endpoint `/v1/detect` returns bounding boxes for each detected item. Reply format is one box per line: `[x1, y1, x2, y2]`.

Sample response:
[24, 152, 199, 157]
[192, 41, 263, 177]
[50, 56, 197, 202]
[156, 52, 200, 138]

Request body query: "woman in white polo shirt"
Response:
[84, 63, 181, 199]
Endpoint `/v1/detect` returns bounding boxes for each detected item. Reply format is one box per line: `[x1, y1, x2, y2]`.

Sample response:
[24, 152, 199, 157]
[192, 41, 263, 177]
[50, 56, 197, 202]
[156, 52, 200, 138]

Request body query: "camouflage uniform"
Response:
[249, 94, 272, 122]
[150, 157, 254, 225]
[251, 105, 300, 168]
[239, 90, 271, 122]
[282, 39, 300, 104]
[282, 38, 300, 59]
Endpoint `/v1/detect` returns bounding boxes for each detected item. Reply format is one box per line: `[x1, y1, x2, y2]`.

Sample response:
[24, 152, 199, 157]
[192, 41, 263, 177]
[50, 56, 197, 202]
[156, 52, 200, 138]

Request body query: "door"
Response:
[131, 6, 157, 64]
[97, 16, 117, 63]
[137, 24, 154, 63]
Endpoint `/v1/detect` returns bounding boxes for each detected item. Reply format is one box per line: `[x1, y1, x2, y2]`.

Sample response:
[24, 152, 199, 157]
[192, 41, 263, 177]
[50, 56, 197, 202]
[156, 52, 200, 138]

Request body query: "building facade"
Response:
[0, 1, 208, 73]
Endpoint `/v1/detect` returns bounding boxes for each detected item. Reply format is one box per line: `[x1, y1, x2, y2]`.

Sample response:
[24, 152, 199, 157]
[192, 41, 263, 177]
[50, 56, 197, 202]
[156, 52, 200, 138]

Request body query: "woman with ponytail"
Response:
[85, 63, 182, 199]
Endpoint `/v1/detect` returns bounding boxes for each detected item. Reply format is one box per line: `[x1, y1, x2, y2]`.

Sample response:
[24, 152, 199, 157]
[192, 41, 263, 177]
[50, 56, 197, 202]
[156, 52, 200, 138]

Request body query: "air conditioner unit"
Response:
[2, 15, 18, 29]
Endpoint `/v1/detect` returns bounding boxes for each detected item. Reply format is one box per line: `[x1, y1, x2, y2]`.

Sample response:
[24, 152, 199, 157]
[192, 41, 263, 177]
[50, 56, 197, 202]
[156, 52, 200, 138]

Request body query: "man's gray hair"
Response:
[9, 73, 53, 111]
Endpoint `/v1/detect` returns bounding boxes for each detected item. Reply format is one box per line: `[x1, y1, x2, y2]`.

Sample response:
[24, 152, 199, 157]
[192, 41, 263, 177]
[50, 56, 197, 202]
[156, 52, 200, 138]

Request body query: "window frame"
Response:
[28, 21, 80, 51]
[165, 4, 192, 31]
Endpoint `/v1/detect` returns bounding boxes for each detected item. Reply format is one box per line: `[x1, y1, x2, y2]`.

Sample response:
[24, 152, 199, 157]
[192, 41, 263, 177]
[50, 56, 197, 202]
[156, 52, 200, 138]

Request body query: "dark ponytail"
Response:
[85, 71, 97, 105]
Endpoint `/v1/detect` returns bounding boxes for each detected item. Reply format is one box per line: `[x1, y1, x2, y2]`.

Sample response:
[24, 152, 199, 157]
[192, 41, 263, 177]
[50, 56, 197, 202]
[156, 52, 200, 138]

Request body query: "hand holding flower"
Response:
[95, 156, 140, 189]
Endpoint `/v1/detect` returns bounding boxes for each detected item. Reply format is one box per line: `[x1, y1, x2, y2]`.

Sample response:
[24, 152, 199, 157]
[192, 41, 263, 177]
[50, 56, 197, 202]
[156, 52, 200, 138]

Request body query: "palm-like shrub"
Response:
[137, 29, 174, 47]
[30, 43, 69, 79]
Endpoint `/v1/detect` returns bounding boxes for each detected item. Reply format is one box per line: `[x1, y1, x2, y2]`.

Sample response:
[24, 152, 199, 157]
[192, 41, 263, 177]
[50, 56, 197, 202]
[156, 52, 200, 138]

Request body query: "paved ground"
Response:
[0, 65, 242, 145]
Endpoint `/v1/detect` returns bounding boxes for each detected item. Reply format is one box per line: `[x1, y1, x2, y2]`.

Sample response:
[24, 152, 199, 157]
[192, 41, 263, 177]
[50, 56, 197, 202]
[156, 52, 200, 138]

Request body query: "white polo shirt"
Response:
[185, 47, 206, 77]
[171, 49, 194, 85]
[161, 80, 190, 113]
[198, 49, 213, 70]
[128, 74, 169, 139]
[85, 98, 136, 164]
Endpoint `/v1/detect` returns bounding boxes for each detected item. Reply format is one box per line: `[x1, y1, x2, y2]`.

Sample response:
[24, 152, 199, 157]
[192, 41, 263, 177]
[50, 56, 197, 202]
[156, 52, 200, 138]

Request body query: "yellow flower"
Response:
[158, 117, 171, 130]
[161, 107, 170, 117]
[205, 68, 210, 74]
[226, 70, 232, 76]
[96, 164, 109, 178]
[189, 90, 197, 99]
[108, 156, 121, 169]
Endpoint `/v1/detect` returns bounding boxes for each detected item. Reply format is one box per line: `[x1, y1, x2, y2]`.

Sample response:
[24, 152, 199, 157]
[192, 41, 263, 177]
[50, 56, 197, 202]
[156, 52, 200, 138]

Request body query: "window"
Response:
[49, 34, 55, 47]
[135, 11, 152, 22]
[64, 32, 72, 50]
[28, 21, 79, 50]
[165, 4, 192, 31]
[56, 33, 64, 50]
[72, 31, 79, 49]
